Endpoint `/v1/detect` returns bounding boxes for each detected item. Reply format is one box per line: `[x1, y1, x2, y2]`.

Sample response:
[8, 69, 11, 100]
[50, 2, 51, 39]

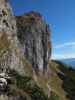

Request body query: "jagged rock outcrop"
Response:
[0, 0, 26, 75]
[16, 11, 51, 74]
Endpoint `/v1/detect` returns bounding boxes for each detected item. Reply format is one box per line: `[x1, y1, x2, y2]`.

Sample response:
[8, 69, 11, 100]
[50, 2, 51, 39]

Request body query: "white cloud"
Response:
[54, 42, 75, 49]
[52, 42, 75, 59]
[52, 53, 75, 60]
[51, 54, 65, 59]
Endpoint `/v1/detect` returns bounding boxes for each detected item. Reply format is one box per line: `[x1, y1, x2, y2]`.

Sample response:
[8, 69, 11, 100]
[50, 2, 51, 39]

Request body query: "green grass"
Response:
[49, 61, 68, 100]
[49, 60, 75, 100]
[8, 70, 59, 100]
[14, 71, 49, 100]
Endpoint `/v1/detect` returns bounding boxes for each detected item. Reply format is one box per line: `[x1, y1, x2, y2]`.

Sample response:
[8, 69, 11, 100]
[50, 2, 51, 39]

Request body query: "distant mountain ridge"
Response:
[60, 58, 75, 69]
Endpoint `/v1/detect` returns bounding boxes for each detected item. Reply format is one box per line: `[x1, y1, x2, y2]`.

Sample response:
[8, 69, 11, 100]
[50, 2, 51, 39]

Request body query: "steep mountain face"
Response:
[0, 1, 53, 100]
[0, 0, 33, 100]
[16, 11, 51, 74]
[0, 0, 26, 75]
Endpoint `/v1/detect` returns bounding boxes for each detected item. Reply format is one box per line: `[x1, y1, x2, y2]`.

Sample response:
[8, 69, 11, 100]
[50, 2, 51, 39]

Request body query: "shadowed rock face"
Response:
[16, 11, 51, 73]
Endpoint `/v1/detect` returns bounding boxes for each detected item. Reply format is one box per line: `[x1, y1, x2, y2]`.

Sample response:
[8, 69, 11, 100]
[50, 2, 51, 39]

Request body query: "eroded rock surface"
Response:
[16, 11, 51, 74]
[0, 0, 25, 75]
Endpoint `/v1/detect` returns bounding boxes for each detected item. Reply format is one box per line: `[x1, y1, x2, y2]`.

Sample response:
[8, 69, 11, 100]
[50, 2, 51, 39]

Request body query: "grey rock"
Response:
[16, 11, 51, 74]
[0, 0, 26, 75]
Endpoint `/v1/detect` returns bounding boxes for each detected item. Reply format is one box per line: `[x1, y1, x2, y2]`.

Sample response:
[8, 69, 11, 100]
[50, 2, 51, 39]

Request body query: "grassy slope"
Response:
[49, 60, 75, 100]
[49, 61, 67, 100]
[10, 59, 75, 100]
[21, 58, 75, 100]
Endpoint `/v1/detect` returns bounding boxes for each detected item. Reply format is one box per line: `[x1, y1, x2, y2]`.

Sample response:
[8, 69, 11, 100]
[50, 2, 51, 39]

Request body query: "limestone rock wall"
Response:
[0, 0, 25, 75]
[16, 11, 51, 73]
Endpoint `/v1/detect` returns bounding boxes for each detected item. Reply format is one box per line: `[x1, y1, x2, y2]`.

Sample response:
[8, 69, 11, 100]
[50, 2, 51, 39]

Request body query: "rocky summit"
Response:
[16, 11, 51, 74]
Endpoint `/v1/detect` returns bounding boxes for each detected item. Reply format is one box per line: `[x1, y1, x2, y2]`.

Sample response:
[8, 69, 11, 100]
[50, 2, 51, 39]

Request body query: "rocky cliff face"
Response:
[16, 11, 51, 74]
[0, 0, 26, 75]
[0, 0, 52, 99]
[0, 0, 30, 99]
[0, 0, 51, 75]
